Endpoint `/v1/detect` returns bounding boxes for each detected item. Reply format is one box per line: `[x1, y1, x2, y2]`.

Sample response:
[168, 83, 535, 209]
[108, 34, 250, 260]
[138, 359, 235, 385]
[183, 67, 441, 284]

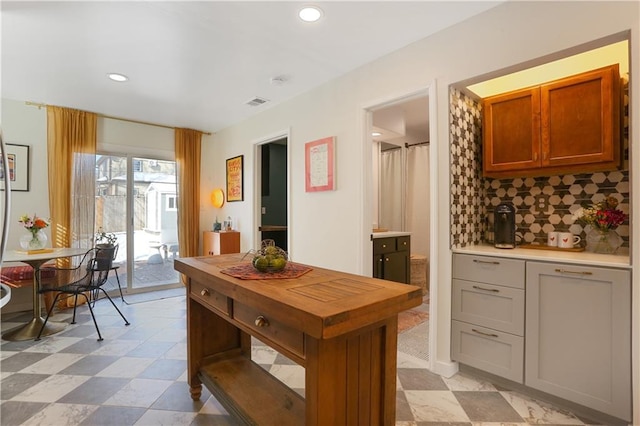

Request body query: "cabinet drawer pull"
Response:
[472, 328, 499, 338]
[200, 288, 209, 297]
[472, 259, 500, 265]
[385, 257, 390, 262]
[472, 285, 499, 293]
[382, 244, 387, 248]
[555, 268, 593, 276]
[254, 315, 269, 327]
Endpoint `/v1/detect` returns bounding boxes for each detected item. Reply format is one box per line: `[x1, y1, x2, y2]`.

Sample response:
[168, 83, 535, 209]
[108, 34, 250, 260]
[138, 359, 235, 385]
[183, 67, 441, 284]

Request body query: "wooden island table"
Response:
[174, 253, 422, 426]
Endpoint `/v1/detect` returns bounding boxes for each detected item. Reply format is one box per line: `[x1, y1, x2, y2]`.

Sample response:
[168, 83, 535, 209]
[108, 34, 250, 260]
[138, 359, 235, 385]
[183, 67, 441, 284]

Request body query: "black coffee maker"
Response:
[494, 202, 516, 249]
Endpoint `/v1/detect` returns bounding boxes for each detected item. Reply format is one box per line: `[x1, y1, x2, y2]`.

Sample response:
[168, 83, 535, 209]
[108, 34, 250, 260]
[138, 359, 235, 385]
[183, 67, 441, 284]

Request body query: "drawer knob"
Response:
[200, 288, 210, 297]
[254, 315, 269, 327]
[382, 244, 387, 248]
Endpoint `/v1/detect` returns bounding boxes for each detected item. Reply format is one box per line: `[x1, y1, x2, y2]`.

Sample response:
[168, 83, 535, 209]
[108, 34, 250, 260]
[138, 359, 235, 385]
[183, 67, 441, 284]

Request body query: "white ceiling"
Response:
[1, 1, 502, 134]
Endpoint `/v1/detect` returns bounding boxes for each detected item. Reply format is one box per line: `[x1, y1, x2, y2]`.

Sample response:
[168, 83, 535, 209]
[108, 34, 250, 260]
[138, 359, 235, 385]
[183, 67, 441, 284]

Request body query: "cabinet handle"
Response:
[472, 259, 499, 265]
[554, 268, 593, 276]
[472, 285, 499, 293]
[385, 257, 390, 262]
[200, 288, 209, 297]
[254, 315, 269, 327]
[472, 328, 499, 338]
[378, 258, 383, 262]
[402, 241, 407, 246]
[533, 152, 538, 161]
[382, 244, 387, 248]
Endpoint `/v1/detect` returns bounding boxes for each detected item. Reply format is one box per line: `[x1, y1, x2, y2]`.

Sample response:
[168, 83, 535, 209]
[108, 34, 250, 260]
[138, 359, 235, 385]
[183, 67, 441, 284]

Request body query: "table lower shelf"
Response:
[199, 355, 305, 426]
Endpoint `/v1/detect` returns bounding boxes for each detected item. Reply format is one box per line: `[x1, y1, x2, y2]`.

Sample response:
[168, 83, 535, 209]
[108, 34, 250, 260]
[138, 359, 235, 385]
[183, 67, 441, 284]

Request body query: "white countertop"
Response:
[453, 243, 631, 269]
[371, 231, 411, 239]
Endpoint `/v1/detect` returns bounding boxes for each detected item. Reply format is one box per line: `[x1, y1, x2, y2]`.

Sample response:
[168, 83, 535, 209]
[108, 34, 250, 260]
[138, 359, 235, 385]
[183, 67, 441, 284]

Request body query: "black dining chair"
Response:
[35, 247, 130, 341]
[90, 243, 128, 305]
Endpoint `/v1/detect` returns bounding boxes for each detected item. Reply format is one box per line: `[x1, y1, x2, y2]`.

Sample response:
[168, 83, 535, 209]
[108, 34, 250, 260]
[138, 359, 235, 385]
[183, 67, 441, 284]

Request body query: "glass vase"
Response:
[19, 230, 48, 250]
[586, 228, 622, 254]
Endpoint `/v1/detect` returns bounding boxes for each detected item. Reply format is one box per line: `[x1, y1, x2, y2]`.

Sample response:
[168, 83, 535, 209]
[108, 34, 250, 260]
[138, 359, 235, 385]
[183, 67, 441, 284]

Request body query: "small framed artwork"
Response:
[0, 143, 30, 191]
[305, 136, 335, 192]
[226, 155, 244, 202]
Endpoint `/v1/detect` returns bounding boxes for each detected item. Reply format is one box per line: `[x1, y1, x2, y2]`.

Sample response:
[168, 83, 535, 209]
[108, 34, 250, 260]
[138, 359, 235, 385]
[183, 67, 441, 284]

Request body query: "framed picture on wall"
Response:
[305, 136, 335, 192]
[226, 155, 244, 202]
[0, 143, 30, 191]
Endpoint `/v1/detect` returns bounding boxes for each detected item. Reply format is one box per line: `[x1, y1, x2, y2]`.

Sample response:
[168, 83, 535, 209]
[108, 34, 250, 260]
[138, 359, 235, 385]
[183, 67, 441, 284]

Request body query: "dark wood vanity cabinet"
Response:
[373, 235, 410, 284]
[483, 64, 621, 178]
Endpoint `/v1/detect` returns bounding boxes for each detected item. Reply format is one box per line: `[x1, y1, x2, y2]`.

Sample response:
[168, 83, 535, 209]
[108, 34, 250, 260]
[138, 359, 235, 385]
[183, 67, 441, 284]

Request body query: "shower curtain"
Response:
[406, 144, 430, 260]
[379, 147, 403, 232]
[379, 143, 430, 260]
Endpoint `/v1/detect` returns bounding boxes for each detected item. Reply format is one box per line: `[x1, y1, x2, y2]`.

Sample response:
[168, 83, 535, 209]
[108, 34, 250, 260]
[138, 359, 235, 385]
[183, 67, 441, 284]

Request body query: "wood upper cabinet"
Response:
[483, 64, 621, 178]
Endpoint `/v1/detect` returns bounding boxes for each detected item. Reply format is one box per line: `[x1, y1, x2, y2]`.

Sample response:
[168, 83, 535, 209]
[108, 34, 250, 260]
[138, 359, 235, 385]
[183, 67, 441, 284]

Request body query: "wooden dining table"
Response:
[2, 247, 87, 341]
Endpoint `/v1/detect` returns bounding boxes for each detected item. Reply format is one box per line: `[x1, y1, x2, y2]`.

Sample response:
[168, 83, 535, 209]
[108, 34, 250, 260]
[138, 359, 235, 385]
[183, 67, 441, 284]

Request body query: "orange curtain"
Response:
[175, 128, 202, 285]
[46, 106, 97, 308]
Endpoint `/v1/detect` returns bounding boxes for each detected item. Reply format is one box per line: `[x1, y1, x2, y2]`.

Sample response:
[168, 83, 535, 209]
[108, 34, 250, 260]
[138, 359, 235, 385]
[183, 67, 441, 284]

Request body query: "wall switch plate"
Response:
[261, 207, 266, 214]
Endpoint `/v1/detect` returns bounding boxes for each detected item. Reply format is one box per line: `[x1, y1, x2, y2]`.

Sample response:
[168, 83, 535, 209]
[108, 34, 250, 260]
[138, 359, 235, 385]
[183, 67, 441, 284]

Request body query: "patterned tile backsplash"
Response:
[449, 88, 630, 249]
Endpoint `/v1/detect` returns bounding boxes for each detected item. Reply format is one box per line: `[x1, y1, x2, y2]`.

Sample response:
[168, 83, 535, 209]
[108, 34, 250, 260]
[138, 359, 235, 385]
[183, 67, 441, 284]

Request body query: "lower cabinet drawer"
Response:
[451, 320, 523, 383]
[191, 280, 229, 316]
[233, 302, 304, 359]
[452, 279, 524, 335]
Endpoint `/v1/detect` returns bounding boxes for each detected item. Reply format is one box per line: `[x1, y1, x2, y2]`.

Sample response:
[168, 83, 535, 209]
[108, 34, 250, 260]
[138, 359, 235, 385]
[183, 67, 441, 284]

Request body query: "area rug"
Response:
[398, 309, 429, 333]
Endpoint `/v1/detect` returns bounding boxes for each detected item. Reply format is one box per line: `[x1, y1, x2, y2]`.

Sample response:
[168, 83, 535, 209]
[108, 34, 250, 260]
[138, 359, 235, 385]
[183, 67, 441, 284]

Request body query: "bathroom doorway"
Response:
[366, 88, 435, 366]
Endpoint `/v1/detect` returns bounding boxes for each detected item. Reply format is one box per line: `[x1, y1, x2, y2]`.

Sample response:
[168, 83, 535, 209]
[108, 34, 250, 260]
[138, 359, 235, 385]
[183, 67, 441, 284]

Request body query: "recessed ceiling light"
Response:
[372, 132, 382, 137]
[299, 6, 323, 22]
[108, 73, 128, 82]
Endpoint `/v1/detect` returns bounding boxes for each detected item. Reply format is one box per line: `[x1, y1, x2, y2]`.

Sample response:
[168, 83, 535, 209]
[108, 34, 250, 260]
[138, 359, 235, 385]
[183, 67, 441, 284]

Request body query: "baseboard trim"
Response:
[432, 359, 458, 378]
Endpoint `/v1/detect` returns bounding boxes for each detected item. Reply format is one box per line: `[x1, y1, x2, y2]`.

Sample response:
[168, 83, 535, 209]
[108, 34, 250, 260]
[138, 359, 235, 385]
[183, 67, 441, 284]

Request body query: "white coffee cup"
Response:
[547, 231, 559, 247]
[558, 232, 581, 248]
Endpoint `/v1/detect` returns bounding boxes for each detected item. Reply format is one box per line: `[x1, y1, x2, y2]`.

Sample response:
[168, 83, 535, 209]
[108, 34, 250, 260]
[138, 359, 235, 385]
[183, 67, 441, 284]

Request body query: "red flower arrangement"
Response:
[575, 196, 627, 231]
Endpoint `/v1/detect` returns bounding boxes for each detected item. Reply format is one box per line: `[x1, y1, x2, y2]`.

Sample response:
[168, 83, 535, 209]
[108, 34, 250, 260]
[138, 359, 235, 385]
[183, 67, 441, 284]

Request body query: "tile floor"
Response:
[1, 291, 609, 425]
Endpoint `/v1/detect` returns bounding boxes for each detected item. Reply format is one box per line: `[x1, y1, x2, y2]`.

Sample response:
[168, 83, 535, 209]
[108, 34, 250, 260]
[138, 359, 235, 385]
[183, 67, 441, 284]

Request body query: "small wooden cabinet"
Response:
[483, 64, 621, 178]
[203, 231, 240, 256]
[373, 235, 410, 284]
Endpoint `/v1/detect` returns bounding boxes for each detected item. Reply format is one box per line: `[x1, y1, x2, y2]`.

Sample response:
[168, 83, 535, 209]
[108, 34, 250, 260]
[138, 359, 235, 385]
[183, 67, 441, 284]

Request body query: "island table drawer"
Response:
[233, 302, 304, 359]
[190, 281, 229, 316]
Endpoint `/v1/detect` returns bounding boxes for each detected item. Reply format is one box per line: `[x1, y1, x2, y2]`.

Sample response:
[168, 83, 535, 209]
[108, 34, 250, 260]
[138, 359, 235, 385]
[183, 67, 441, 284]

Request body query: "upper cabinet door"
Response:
[482, 87, 541, 174]
[541, 64, 621, 170]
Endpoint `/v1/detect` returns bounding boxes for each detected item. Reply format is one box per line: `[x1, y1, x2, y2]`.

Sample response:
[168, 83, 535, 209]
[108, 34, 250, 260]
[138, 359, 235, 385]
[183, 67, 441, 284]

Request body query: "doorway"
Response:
[95, 154, 180, 296]
[365, 86, 437, 369]
[255, 136, 289, 254]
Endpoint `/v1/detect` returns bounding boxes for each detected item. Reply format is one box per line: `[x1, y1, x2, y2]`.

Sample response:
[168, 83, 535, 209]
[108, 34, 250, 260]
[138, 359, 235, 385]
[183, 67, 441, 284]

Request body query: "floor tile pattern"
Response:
[1, 292, 609, 425]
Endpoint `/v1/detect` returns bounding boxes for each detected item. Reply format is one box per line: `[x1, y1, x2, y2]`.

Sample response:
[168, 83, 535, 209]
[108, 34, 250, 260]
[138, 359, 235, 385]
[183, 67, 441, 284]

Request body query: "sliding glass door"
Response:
[95, 154, 180, 295]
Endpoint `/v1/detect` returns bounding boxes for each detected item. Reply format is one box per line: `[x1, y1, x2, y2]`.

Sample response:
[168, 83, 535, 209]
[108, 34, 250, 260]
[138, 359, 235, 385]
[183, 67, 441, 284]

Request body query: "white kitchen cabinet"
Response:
[451, 254, 525, 382]
[525, 261, 631, 422]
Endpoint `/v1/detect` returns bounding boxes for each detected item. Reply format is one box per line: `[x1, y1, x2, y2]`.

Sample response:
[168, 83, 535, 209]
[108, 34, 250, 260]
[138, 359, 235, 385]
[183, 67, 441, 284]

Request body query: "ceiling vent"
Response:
[245, 97, 269, 107]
